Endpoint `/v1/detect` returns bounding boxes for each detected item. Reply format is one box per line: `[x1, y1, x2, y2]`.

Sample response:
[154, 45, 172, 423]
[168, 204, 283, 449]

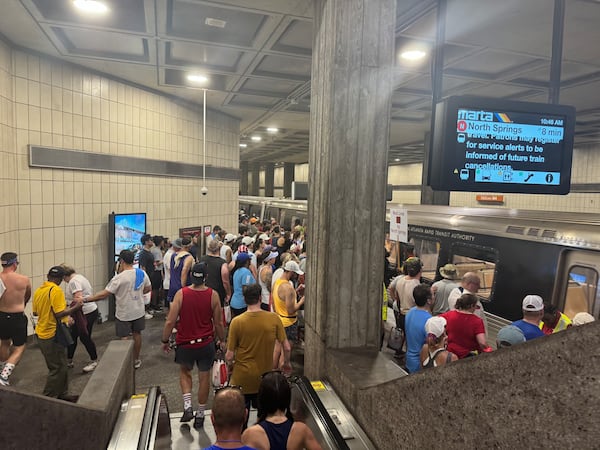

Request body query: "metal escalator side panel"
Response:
[291, 376, 351, 450]
[107, 395, 149, 450]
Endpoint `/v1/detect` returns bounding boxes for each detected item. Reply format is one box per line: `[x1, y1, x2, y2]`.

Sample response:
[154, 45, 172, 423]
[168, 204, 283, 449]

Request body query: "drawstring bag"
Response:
[212, 349, 228, 389]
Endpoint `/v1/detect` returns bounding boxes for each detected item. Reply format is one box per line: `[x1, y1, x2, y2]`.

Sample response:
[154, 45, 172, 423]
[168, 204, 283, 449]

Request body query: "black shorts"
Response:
[0, 311, 27, 346]
[115, 316, 145, 337]
[285, 323, 298, 342]
[150, 271, 162, 289]
[175, 343, 215, 371]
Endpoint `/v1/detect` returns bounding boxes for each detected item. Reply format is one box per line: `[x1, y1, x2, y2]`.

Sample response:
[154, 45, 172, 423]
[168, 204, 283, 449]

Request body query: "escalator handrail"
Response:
[137, 386, 160, 450]
[291, 376, 351, 450]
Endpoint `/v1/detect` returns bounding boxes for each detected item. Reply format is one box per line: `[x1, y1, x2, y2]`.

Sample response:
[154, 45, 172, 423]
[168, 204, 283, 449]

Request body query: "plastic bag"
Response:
[223, 304, 232, 325]
[387, 327, 404, 351]
[143, 292, 151, 305]
[212, 352, 229, 389]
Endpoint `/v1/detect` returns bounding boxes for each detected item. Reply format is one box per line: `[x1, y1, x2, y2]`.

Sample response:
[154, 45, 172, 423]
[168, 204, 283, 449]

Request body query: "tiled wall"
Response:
[2, 43, 240, 322]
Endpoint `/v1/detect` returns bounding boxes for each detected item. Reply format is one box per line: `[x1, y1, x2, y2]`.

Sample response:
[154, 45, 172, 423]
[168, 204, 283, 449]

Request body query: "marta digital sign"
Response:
[429, 96, 576, 194]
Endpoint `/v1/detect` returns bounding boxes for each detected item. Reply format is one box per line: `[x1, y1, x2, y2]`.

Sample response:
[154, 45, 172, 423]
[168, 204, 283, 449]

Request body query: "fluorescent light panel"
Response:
[73, 0, 109, 14]
[187, 73, 208, 83]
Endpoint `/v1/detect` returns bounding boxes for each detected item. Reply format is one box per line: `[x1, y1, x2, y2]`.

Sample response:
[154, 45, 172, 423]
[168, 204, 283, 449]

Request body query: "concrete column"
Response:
[305, 0, 396, 378]
[249, 163, 260, 196]
[283, 162, 295, 198]
[264, 163, 275, 197]
[239, 160, 249, 195]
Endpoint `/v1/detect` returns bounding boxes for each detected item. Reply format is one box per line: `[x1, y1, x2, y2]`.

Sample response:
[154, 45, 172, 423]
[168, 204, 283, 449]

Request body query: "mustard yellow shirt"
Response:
[32, 281, 68, 339]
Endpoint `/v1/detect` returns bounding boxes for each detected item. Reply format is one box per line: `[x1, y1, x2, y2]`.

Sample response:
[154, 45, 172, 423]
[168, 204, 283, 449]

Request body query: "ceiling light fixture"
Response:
[239, 143, 247, 148]
[400, 50, 427, 61]
[266, 127, 279, 133]
[205, 17, 226, 28]
[187, 73, 208, 84]
[251, 136, 262, 142]
[73, 0, 109, 14]
[394, 158, 400, 162]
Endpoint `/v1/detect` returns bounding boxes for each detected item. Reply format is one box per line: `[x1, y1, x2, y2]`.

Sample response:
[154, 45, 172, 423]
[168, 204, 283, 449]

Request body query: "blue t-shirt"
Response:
[405, 307, 432, 373]
[231, 267, 256, 309]
[512, 320, 545, 341]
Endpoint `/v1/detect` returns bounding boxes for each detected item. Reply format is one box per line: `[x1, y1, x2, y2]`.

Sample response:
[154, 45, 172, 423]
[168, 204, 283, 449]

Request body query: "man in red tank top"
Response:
[161, 262, 226, 430]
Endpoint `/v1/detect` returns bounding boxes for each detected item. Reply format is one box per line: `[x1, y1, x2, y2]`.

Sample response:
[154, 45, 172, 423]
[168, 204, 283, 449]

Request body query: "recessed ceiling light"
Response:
[187, 73, 208, 84]
[251, 136, 262, 142]
[205, 18, 226, 28]
[266, 127, 279, 133]
[400, 50, 427, 61]
[239, 143, 247, 148]
[73, 0, 109, 14]
[394, 158, 400, 162]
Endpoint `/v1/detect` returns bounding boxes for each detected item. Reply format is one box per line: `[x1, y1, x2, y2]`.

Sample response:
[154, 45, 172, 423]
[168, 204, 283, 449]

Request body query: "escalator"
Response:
[108, 378, 375, 449]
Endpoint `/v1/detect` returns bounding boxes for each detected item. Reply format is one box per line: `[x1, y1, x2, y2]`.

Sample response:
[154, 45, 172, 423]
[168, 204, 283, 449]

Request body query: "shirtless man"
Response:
[0, 252, 32, 386]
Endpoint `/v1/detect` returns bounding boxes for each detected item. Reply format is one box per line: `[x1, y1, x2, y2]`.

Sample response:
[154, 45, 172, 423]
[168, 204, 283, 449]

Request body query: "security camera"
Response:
[201, 186, 208, 196]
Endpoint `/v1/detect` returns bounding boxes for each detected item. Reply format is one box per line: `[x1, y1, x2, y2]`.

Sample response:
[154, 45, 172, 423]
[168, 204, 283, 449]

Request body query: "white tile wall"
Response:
[2, 45, 241, 322]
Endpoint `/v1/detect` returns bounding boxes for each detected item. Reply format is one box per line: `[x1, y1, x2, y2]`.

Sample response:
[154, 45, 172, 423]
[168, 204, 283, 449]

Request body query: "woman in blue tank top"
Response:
[242, 372, 322, 450]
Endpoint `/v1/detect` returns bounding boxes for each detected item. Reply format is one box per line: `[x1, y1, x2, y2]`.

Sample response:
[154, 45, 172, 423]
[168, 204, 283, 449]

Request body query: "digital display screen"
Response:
[114, 213, 146, 255]
[429, 96, 576, 194]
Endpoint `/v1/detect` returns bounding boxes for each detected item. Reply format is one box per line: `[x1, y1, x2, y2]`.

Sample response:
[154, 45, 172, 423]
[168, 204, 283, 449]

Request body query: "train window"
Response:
[563, 266, 599, 319]
[408, 237, 439, 281]
[450, 244, 498, 301]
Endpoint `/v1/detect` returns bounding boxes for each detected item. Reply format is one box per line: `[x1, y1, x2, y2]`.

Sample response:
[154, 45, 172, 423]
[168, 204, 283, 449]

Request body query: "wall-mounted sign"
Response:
[389, 208, 408, 242]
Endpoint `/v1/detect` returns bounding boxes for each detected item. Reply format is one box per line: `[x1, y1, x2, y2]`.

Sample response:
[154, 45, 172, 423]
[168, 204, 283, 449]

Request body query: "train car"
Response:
[240, 196, 600, 333]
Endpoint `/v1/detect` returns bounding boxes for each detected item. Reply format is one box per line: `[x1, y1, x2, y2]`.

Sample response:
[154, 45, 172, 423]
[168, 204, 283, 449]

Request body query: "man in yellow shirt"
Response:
[32, 266, 81, 401]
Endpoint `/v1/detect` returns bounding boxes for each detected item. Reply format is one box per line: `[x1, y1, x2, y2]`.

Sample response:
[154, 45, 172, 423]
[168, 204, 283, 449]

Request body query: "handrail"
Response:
[290, 376, 350, 450]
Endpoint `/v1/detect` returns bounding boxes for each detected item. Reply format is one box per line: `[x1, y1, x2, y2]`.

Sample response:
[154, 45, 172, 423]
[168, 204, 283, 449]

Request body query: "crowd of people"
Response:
[0, 213, 316, 449]
[386, 256, 596, 374]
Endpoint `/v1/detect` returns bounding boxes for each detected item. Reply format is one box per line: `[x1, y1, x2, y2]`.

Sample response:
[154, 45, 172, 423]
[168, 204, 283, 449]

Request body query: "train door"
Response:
[449, 244, 499, 303]
[552, 249, 600, 319]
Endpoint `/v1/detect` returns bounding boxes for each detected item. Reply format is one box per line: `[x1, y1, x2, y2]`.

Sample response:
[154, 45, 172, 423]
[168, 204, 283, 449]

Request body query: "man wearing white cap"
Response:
[220, 233, 236, 264]
[512, 295, 545, 341]
[273, 261, 305, 345]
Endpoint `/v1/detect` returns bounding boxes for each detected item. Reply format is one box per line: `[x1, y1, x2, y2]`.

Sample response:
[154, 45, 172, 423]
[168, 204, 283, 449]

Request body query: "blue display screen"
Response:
[114, 213, 146, 255]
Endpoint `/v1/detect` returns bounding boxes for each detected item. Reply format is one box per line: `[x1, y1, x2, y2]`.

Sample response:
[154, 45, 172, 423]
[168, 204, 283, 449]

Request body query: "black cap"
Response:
[189, 262, 207, 284]
[48, 266, 66, 278]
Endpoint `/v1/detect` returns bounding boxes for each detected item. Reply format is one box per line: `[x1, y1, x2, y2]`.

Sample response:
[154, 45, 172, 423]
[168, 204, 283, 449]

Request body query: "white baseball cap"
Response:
[522, 295, 544, 312]
[425, 316, 446, 338]
[283, 260, 304, 275]
[241, 236, 255, 246]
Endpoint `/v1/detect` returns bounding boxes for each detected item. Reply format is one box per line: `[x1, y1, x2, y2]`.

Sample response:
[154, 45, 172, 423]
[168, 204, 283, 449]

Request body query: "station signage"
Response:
[429, 96, 576, 194]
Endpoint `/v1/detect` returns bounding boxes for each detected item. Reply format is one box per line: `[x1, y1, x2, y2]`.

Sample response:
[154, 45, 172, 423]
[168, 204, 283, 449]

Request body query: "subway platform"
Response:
[10, 310, 305, 418]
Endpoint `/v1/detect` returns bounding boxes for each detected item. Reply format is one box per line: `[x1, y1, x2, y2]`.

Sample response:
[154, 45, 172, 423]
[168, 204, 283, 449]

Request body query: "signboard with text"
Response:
[389, 208, 408, 242]
[429, 96, 576, 194]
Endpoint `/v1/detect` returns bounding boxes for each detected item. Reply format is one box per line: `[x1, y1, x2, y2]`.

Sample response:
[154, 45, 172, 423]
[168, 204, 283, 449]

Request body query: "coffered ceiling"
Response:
[2, 0, 600, 167]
